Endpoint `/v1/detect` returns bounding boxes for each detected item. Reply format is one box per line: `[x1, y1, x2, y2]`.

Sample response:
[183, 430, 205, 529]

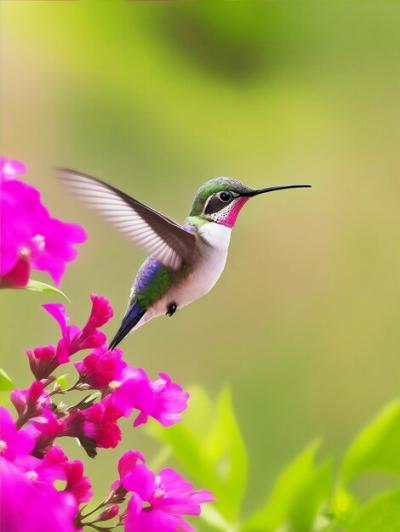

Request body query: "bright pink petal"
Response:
[110, 367, 154, 419]
[75, 347, 126, 389]
[125, 497, 194, 532]
[149, 373, 189, 427]
[0, 256, 30, 288]
[42, 303, 69, 336]
[0, 457, 77, 532]
[0, 156, 86, 286]
[0, 407, 36, 461]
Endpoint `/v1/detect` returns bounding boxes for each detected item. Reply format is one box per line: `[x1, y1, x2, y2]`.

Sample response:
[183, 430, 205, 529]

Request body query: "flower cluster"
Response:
[0, 156, 86, 288]
[1, 294, 211, 530]
[1, 155, 213, 531]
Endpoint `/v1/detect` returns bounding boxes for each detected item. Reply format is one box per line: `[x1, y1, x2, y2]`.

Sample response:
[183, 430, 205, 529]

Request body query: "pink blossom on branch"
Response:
[65, 401, 123, 457]
[0, 408, 89, 531]
[75, 346, 127, 389]
[0, 155, 86, 288]
[43, 294, 113, 362]
[35, 445, 93, 504]
[26, 344, 59, 381]
[116, 450, 214, 532]
[0, 407, 36, 462]
[10, 381, 50, 423]
[108, 367, 189, 428]
[0, 457, 78, 532]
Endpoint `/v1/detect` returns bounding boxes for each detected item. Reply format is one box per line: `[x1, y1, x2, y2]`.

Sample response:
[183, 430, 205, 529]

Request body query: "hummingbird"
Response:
[58, 169, 311, 349]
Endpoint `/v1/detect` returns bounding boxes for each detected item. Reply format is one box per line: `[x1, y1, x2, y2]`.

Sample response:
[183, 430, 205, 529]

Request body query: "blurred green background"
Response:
[2, 0, 400, 522]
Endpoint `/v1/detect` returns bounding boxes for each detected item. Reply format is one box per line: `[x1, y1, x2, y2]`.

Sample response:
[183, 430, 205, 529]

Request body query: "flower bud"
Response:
[97, 504, 119, 522]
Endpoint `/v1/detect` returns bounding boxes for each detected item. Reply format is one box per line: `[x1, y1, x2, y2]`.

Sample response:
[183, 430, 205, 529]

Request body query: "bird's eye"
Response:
[218, 191, 233, 202]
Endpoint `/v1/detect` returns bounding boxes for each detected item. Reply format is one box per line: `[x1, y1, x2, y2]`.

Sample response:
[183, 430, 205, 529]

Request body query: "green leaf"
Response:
[147, 386, 212, 484]
[341, 400, 400, 483]
[148, 386, 247, 523]
[346, 489, 400, 531]
[55, 374, 69, 392]
[329, 484, 359, 526]
[0, 393, 12, 408]
[25, 279, 70, 301]
[0, 369, 14, 391]
[200, 505, 236, 532]
[243, 440, 332, 532]
[205, 388, 248, 522]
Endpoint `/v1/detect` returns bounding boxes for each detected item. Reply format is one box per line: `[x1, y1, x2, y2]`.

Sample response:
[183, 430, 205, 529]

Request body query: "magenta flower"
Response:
[116, 450, 214, 532]
[0, 156, 26, 180]
[43, 294, 113, 362]
[26, 344, 59, 380]
[0, 407, 35, 462]
[0, 457, 78, 532]
[30, 402, 122, 458]
[107, 367, 189, 428]
[0, 155, 86, 287]
[75, 346, 127, 389]
[10, 381, 50, 422]
[148, 372, 190, 427]
[108, 366, 154, 420]
[32, 445, 93, 504]
[31, 409, 67, 456]
[65, 400, 123, 457]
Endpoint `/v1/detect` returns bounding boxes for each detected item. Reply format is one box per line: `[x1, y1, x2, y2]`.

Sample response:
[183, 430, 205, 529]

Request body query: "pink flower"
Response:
[10, 381, 50, 421]
[0, 407, 35, 462]
[117, 450, 214, 532]
[30, 396, 122, 458]
[0, 409, 88, 529]
[82, 293, 114, 331]
[97, 504, 120, 522]
[0, 156, 26, 180]
[0, 456, 78, 532]
[65, 401, 123, 457]
[108, 366, 154, 421]
[148, 372, 189, 427]
[34, 445, 93, 504]
[63, 458, 93, 504]
[43, 294, 113, 361]
[26, 344, 59, 380]
[0, 255, 30, 288]
[108, 367, 189, 428]
[75, 346, 127, 389]
[31, 409, 67, 456]
[0, 155, 86, 287]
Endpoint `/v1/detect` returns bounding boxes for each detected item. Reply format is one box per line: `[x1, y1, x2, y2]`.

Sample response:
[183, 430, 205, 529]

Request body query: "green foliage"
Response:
[346, 489, 400, 532]
[0, 368, 14, 392]
[150, 390, 400, 532]
[340, 400, 400, 483]
[0, 368, 14, 407]
[243, 440, 331, 532]
[148, 386, 247, 524]
[25, 279, 70, 301]
[54, 374, 69, 392]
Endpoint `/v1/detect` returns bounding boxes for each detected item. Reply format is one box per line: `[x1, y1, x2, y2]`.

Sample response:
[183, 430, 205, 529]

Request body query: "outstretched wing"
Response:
[57, 168, 196, 270]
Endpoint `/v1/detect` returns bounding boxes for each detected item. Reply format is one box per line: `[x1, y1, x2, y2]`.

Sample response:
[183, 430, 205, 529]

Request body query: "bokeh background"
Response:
[2, 0, 400, 522]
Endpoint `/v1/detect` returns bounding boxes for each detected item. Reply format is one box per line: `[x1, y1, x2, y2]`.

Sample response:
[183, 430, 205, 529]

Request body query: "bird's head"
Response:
[189, 177, 311, 228]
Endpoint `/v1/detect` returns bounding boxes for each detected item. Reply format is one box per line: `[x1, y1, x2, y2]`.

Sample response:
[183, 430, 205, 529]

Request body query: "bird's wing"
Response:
[57, 168, 196, 270]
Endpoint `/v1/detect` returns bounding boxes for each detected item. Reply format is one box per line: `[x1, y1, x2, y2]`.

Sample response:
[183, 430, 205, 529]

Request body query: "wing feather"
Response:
[57, 168, 195, 270]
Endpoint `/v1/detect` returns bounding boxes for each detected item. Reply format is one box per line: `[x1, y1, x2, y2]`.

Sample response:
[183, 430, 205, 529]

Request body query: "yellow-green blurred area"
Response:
[1, 0, 400, 521]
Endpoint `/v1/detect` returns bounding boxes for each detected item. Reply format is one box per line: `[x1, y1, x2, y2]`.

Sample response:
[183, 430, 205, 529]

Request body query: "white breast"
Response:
[145, 223, 231, 323]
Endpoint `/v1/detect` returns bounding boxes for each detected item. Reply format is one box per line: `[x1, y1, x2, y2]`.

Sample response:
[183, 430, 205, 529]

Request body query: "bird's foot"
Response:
[166, 302, 177, 317]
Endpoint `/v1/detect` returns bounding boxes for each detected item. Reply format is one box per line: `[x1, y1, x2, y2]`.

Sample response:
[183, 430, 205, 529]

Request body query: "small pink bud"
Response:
[97, 504, 119, 522]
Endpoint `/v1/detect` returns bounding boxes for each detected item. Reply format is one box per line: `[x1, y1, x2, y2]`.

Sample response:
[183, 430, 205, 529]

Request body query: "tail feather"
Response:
[109, 302, 146, 350]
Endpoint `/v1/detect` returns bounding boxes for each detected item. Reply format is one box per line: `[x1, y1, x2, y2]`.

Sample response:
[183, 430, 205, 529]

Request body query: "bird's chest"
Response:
[157, 223, 231, 309]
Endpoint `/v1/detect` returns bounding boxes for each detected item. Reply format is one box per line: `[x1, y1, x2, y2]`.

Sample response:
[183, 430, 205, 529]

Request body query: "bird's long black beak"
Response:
[242, 184, 312, 197]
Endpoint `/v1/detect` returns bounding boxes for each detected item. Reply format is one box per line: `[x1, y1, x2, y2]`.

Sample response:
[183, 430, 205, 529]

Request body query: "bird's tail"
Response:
[109, 301, 146, 350]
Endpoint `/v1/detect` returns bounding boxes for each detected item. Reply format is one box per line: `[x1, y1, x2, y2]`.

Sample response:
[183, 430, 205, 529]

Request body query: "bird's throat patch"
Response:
[211, 197, 249, 228]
